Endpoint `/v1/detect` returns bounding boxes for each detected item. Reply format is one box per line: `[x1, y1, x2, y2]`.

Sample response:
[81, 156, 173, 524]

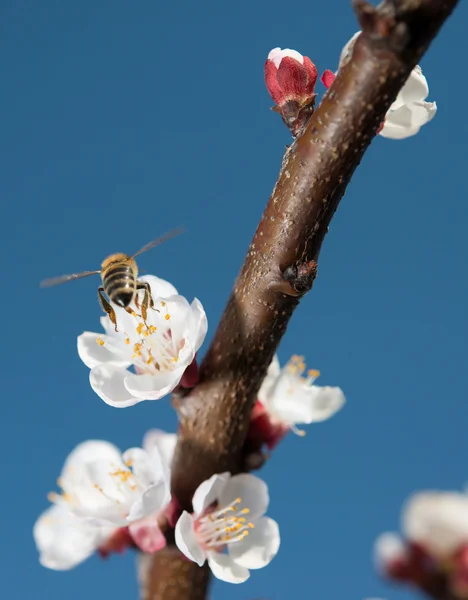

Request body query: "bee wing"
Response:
[131, 226, 186, 259]
[40, 270, 100, 288]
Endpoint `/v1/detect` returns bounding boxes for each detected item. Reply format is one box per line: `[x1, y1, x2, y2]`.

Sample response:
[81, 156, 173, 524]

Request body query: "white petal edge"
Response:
[77, 332, 131, 369]
[192, 472, 230, 517]
[126, 481, 170, 523]
[34, 505, 104, 570]
[207, 551, 250, 583]
[139, 274, 178, 299]
[219, 474, 269, 521]
[124, 369, 184, 401]
[89, 364, 140, 408]
[374, 532, 407, 572]
[258, 354, 281, 404]
[174, 511, 206, 567]
[143, 430, 177, 470]
[229, 516, 280, 569]
[268, 47, 304, 68]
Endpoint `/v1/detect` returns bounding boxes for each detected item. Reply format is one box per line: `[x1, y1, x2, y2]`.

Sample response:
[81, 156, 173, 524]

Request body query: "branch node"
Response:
[282, 260, 318, 296]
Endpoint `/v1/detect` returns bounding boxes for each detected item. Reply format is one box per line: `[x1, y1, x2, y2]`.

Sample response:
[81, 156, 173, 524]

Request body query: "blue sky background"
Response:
[1, 1, 467, 599]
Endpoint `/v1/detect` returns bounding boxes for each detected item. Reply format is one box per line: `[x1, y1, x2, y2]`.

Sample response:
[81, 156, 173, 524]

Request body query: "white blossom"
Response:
[338, 31, 437, 139]
[403, 491, 468, 558]
[47, 437, 172, 527]
[374, 532, 408, 572]
[258, 354, 345, 435]
[34, 504, 115, 570]
[78, 275, 207, 407]
[175, 473, 280, 584]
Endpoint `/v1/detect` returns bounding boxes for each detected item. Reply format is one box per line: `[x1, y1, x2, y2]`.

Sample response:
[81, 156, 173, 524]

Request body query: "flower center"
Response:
[96, 299, 185, 375]
[194, 497, 255, 550]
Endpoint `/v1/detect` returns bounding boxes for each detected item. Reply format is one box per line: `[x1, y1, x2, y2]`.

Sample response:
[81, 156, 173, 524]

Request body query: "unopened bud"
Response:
[264, 47, 318, 136]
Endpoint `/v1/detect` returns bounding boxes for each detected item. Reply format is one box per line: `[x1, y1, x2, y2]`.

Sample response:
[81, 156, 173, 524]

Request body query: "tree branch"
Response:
[141, 0, 459, 597]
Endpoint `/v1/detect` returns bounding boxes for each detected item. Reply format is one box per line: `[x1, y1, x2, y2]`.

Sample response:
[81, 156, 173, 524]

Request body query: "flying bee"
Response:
[40, 227, 184, 331]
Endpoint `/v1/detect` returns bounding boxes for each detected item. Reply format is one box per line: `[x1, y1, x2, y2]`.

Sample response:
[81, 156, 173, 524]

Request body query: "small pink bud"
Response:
[265, 47, 318, 136]
[320, 69, 336, 89]
[129, 517, 167, 554]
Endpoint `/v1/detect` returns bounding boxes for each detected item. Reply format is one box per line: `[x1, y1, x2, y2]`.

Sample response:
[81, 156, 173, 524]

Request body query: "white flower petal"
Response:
[277, 384, 345, 425]
[192, 473, 230, 517]
[124, 369, 184, 401]
[398, 65, 429, 105]
[174, 511, 206, 567]
[90, 364, 140, 408]
[207, 551, 250, 584]
[189, 298, 208, 352]
[219, 474, 269, 521]
[258, 355, 281, 404]
[374, 532, 407, 572]
[380, 101, 436, 140]
[403, 491, 468, 556]
[143, 430, 177, 470]
[139, 274, 178, 299]
[126, 481, 170, 522]
[229, 516, 280, 570]
[34, 505, 110, 570]
[63, 440, 122, 474]
[77, 332, 131, 369]
[268, 47, 304, 68]
[122, 447, 162, 489]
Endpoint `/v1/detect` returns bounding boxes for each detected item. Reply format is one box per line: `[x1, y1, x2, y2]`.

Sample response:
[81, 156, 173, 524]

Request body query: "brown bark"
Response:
[141, 0, 459, 597]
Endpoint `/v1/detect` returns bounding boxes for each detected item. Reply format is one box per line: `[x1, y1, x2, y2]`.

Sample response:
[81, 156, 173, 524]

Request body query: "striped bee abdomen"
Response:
[103, 264, 136, 307]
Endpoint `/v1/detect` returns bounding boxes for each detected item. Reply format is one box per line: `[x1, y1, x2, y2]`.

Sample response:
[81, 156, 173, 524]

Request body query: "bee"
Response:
[40, 227, 184, 331]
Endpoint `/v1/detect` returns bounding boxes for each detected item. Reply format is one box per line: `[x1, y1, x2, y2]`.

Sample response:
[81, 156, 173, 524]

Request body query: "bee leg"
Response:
[98, 287, 118, 332]
[136, 282, 156, 323]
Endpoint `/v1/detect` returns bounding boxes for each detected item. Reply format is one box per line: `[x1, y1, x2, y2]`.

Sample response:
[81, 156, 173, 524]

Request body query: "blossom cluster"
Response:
[374, 488, 468, 599]
[265, 31, 436, 139]
[35, 273, 346, 583]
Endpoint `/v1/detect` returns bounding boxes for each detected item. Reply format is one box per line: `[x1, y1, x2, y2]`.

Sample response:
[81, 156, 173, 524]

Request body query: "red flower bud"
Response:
[265, 48, 318, 136]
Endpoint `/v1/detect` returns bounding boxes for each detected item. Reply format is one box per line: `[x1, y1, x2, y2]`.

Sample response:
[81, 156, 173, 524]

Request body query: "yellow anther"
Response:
[234, 497, 242, 503]
[291, 354, 304, 363]
[96, 337, 105, 346]
[241, 508, 250, 514]
[131, 311, 137, 317]
[56, 477, 63, 488]
[161, 301, 166, 307]
[125, 460, 133, 467]
[94, 484, 104, 493]
[47, 491, 60, 503]
[248, 522, 255, 529]
[125, 337, 130, 345]
[173, 356, 178, 362]
[149, 325, 157, 333]
[238, 518, 246, 523]
[110, 469, 132, 483]
[308, 369, 320, 378]
[146, 355, 154, 365]
[136, 323, 145, 335]
[165, 313, 171, 321]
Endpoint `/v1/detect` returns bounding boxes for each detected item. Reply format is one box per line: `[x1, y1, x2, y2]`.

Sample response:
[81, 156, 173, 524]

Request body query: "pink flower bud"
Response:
[265, 48, 318, 106]
[320, 69, 336, 89]
[265, 47, 318, 136]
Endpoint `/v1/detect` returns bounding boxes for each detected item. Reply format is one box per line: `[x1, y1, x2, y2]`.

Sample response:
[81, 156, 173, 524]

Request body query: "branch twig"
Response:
[141, 0, 459, 597]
